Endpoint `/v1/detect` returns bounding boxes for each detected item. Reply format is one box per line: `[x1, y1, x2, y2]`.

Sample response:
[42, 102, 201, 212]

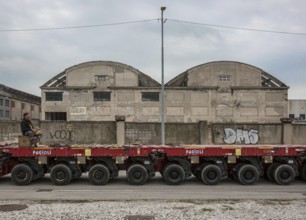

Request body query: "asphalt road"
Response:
[0, 172, 306, 201]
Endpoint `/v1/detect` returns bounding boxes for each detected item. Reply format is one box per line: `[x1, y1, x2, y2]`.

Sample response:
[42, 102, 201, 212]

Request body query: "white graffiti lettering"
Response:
[223, 128, 259, 144]
[186, 149, 204, 155]
[32, 150, 52, 156]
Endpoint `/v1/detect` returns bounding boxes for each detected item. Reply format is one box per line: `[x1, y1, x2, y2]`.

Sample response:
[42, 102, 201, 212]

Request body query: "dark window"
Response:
[45, 92, 63, 101]
[0, 99, 3, 106]
[5, 100, 9, 107]
[0, 110, 3, 117]
[289, 114, 295, 119]
[300, 114, 305, 120]
[45, 112, 67, 121]
[21, 103, 25, 109]
[219, 75, 231, 82]
[5, 111, 9, 118]
[31, 105, 34, 111]
[93, 92, 111, 101]
[11, 101, 15, 108]
[142, 92, 159, 102]
[95, 75, 109, 82]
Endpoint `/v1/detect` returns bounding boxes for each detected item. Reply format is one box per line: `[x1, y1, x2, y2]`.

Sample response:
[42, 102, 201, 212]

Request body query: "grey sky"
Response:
[0, 0, 305, 98]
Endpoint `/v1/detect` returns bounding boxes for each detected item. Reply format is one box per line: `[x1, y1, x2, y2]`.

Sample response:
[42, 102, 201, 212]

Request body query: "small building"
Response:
[0, 84, 41, 121]
[40, 61, 288, 123]
[288, 100, 306, 120]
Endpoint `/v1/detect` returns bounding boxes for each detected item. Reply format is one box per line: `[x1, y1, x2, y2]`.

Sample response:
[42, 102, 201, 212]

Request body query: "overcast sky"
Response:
[0, 0, 305, 99]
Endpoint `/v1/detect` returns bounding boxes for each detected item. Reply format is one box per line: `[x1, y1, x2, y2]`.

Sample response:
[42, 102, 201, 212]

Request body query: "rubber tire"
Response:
[299, 163, 306, 181]
[200, 164, 222, 185]
[127, 164, 148, 185]
[11, 163, 33, 185]
[273, 164, 295, 185]
[265, 163, 280, 182]
[162, 163, 185, 185]
[231, 163, 245, 182]
[237, 164, 259, 185]
[88, 164, 110, 185]
[50, 164, 72, 185]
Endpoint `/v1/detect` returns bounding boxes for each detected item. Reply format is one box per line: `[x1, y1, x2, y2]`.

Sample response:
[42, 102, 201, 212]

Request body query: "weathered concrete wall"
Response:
[211, 123, 282, 145]
[2, 120, 306, 145]
[40, 121, 116, 145]
[125, 123, 200, 145]
[291, 123, 306, 144]
[0, 120, 40, 143]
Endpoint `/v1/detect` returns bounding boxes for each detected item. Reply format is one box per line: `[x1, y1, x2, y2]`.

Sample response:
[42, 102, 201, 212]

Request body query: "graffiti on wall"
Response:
[223, 128, 259, 144]
[49, 125, 76, 142]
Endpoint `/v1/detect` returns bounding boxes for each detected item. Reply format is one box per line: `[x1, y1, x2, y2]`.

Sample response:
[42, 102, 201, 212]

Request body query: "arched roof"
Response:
[41, 61, 160, 89]
[165, 61, 288, 88]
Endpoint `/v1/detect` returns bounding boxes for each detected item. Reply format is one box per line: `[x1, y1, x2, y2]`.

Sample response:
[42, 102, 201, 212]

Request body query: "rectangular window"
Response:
[300, 114, 305, 120]
[142, 92, 160, 102]
[95, 75, 109, 82]
[5, 100, 9, 107]
[93, 92, 111, 101]
[45, 112, 67, 121]
[0, 99, 3, 106]
[11, 101, 15, 108]
[289, 114, 295, 119]
[31, 105, 34, 111]
[219, 75, 231, 82]
[45, 92, 63, 101]
[0, 110, 3, 117]
[5, 111, 9, 118]
[21, 103, 26, 110]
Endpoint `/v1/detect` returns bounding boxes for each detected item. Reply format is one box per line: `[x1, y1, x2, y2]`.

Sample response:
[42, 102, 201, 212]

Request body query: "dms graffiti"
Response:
[49, 125, 76, 142]
[223, 128, 259, 144]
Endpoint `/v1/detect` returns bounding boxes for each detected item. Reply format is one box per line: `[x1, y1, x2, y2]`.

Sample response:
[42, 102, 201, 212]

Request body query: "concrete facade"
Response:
[41, 61, 288, 123]
[288, 100, 306, 120]
[0, 84, 41, 120]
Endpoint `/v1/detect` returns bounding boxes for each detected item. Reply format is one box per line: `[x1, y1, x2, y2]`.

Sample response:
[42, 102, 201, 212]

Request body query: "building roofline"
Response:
[0, 84, 41, 105]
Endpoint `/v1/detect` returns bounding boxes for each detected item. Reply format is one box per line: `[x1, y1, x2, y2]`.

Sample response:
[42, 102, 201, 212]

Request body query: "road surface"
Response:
[0, 172, 306, 201]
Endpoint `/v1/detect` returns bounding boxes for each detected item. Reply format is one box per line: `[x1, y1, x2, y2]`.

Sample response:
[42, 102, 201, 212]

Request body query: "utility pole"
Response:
[161, 6, 166, 145]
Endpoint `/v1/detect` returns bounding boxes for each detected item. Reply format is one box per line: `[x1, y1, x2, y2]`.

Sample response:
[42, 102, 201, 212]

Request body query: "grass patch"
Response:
[201, 208, 213, 212]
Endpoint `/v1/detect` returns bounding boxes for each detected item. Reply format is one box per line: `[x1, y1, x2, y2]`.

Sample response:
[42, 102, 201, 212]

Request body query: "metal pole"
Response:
[161, 6, 166, 145]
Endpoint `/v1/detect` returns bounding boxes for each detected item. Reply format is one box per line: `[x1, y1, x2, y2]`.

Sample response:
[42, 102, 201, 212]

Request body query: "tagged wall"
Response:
[212, 123, 282, 145]
[40, 121, 116, 144]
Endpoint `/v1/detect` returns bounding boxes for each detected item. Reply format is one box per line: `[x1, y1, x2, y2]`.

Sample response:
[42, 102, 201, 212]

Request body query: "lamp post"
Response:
[161, 6, 166, 145]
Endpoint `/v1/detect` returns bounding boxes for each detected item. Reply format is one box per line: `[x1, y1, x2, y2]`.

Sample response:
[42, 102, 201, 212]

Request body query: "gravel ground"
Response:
[0, 199, 305, 220]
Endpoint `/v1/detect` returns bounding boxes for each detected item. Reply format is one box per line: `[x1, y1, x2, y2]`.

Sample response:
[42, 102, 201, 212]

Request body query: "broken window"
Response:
[31, 105, 34, 111]
[0, 99, 3, 106]
[93, 92, 111, 101]
[219, 75, 231, 82]
[11, 101, 15, 108]
[5, 100, 9, 107]
[45, 92, 63, 101]
[142, 92, 159, 102]
[5, 110, 9, 118]
[289, 114, 295, 119]
[0, 110, 3, 117]
[300, 114, 305, 120]
[45, 112, 67, 121]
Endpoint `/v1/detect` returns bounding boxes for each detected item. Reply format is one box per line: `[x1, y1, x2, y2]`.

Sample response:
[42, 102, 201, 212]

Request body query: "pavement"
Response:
[0, 172, 306, 201]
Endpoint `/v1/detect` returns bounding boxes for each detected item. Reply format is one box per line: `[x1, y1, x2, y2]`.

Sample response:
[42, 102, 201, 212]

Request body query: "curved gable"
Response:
[166, 61, 287, 88]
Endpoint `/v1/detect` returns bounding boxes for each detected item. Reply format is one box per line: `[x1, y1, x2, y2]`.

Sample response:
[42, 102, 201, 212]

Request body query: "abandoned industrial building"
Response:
[0, 84, 41, 121]
[40, 61, 288, 123]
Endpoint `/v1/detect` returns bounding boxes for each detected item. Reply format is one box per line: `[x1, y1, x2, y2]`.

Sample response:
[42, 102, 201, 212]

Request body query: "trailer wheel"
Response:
[11, 163, 33, 185]
[299, 163, 306, 181]
[200, 164, 222, 185]
[265, 163, 280, 182]
[50, 164, 72, 185]
[231, 163, 245, 182]
[162, 163, 185, 185]
[273, 164, 295, 185]
[88, 164, 110, 185]
[237, 164, 259, 185]
[127, 164, 148, 185]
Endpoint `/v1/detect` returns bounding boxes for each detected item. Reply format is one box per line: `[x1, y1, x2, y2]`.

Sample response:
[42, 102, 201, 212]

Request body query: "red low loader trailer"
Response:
[0, 144, 306, 186]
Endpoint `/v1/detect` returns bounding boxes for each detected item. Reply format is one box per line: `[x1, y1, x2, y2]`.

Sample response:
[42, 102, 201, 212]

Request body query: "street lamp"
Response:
[161, 6, 166, 145]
